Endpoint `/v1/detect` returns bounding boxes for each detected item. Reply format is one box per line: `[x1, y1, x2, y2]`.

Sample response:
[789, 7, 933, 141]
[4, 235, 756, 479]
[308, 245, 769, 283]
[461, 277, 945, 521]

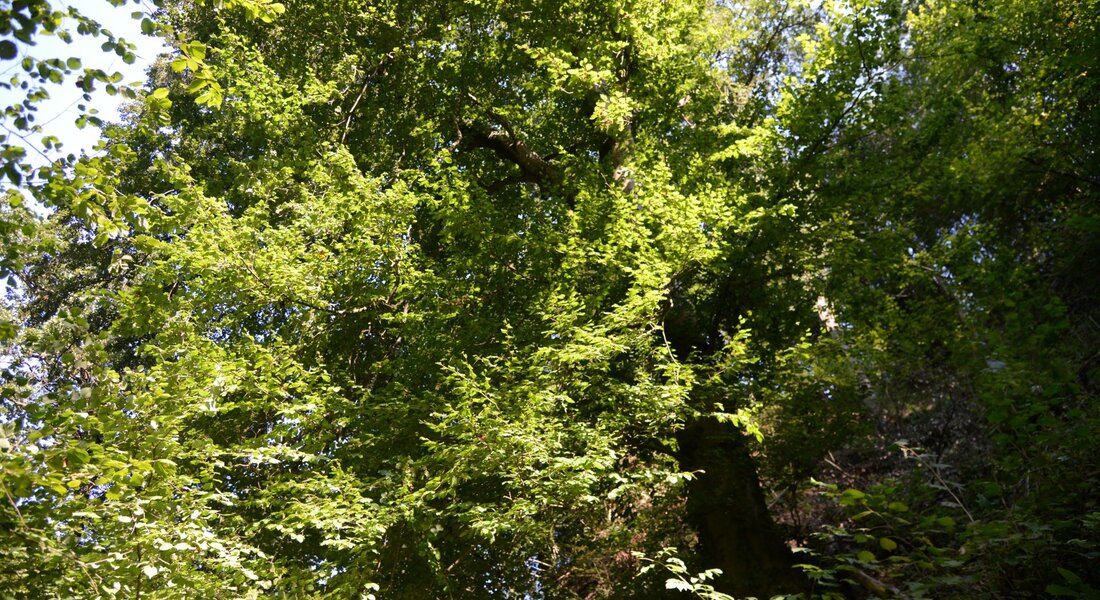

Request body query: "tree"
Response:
[765, 0, 1100, 595]
[3, 0, 1098, 598]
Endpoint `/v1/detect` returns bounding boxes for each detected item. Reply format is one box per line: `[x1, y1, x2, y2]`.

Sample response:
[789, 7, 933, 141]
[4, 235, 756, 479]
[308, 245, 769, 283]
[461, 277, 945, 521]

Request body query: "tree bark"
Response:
[676, 418, 807, 599]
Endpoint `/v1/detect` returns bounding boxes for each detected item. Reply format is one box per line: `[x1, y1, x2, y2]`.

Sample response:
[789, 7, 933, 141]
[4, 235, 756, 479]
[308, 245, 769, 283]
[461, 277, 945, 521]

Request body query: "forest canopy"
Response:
[1, 0, 1098, 598]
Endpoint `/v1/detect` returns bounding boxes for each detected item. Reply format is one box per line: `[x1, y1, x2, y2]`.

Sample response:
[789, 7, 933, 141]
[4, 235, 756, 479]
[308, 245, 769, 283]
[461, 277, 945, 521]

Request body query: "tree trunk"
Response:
[677, 418, 807, 599]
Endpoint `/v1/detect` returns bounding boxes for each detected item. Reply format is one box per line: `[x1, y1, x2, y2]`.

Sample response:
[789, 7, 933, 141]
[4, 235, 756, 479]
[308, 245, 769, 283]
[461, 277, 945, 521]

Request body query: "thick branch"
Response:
[459, 121, 561, 187]
[608, 128, 635, 194]
[595, 109, 635, 193]
[609, 44, 635, 193]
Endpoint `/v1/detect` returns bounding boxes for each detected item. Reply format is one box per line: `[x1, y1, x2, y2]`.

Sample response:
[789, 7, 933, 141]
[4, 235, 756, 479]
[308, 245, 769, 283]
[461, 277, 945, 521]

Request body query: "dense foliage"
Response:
[2, 0, 1097, 598]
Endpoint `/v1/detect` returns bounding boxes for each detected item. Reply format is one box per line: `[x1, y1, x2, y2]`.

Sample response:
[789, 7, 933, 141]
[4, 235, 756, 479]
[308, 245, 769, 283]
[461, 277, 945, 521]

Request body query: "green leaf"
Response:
[1057, 568, 1082, 585]
[185, 42, 206, 62]
[665, 579, 693, 592]
[187, 79, 210, 94]
[67, 447, 91, 467]
[0, 41, 17, 60]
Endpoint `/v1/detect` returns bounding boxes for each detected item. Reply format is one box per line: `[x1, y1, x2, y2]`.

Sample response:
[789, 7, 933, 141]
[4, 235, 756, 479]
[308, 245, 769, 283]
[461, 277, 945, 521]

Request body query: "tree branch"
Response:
[458, 121, 561, 187]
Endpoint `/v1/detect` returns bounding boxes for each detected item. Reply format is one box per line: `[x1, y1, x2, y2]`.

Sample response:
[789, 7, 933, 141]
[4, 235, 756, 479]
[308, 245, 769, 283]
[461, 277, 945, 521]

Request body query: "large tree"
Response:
[3, 0, 1098, 598]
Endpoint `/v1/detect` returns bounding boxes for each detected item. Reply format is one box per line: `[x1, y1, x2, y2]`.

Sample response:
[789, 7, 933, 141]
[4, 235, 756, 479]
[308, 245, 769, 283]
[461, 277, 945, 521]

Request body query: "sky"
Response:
[0, 0, 168, 169]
